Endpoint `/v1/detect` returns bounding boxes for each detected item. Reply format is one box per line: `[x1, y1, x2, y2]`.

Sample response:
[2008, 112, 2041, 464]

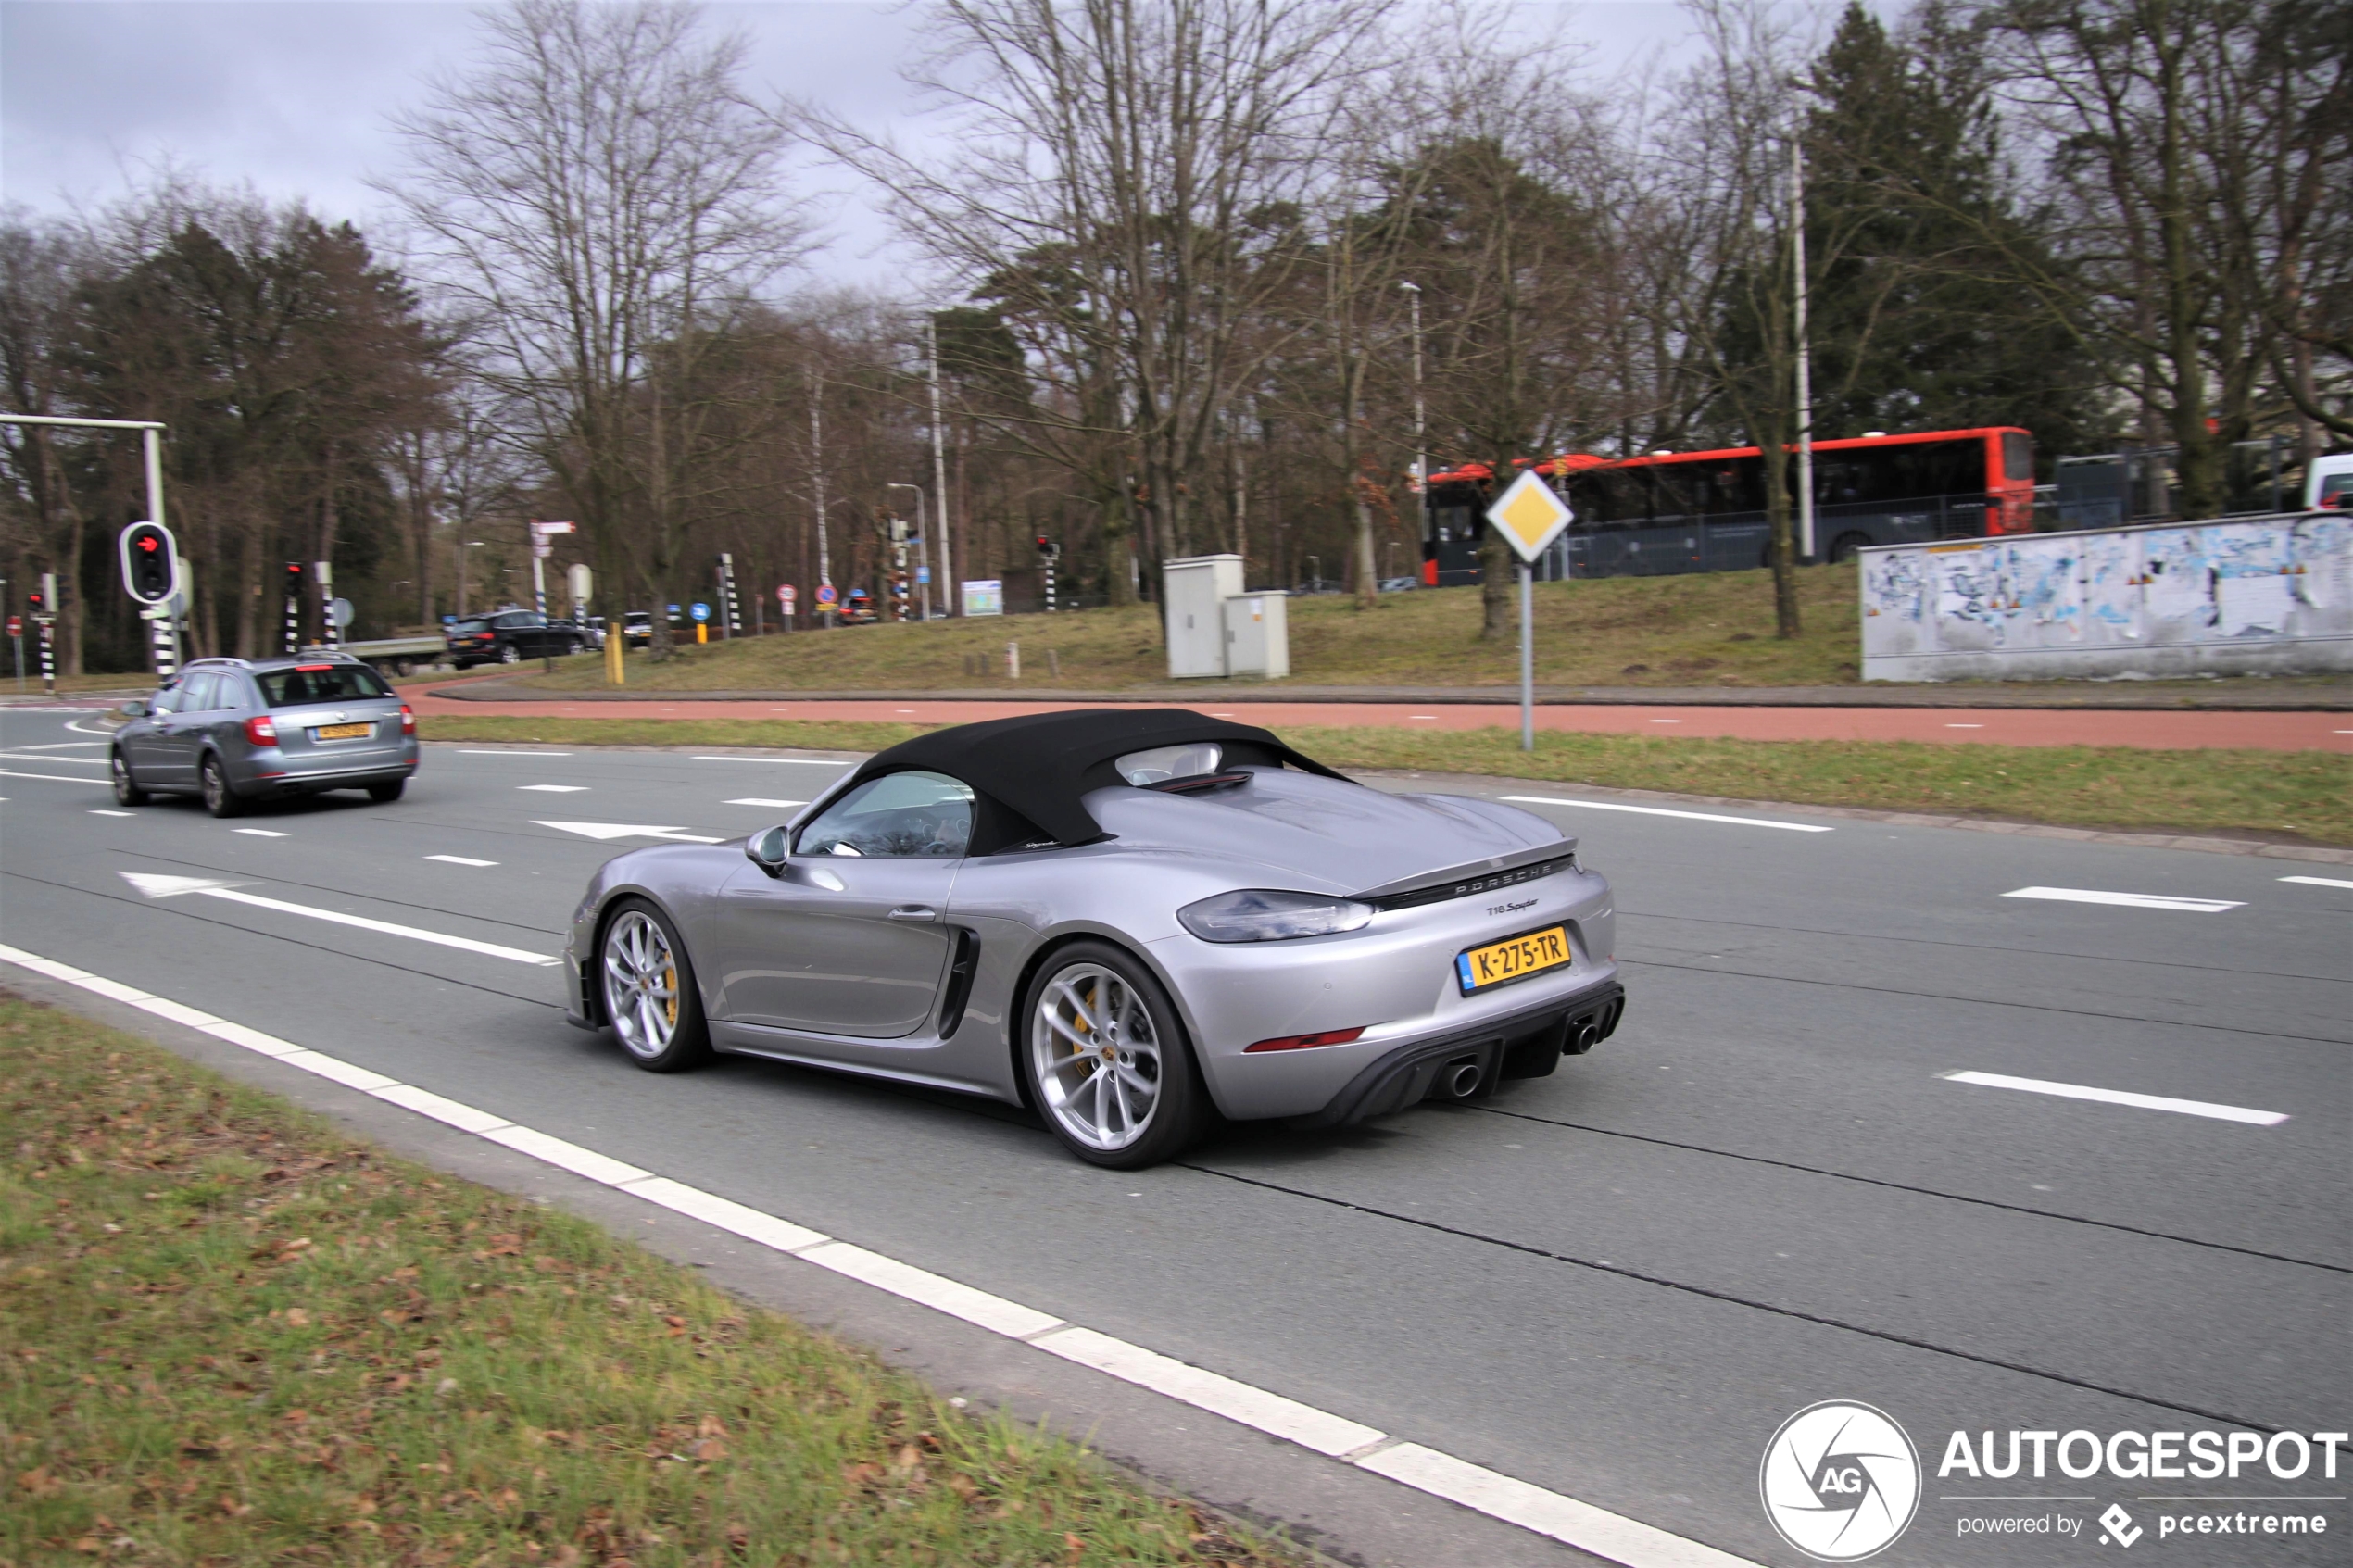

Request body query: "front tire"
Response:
[1020, 941, 1206, 1169]
[199, 755, 245, 818]
[599, 899, 710, 1072]
[111, 751, 148, 807]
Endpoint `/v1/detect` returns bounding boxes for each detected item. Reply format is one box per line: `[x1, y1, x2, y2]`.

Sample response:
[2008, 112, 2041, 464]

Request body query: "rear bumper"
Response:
[238, 746, 419, 794]
[1293, 979, 1624, 1129]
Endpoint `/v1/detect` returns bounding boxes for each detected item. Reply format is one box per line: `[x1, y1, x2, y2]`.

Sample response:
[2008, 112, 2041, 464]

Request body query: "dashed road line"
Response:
[2279, 875, 2353, 891]
[233, 829, 288, 838]
[457, 749, 575, 757]
[0, 939, 1765, 1568]
[1941, 1070, 2287, 1127]
[519, 784, 589, 793]
[1501, 796, 1834, 833]
[692, 756, 856, 766]
[724, 798, 806, 809]
[425, 855, 499, 868]
[2004, 886, 2243, 913]
[0, 769, 107, 784]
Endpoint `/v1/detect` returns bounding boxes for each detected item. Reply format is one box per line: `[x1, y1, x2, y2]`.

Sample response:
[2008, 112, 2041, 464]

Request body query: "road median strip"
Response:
[0, 940, 1766, 1568]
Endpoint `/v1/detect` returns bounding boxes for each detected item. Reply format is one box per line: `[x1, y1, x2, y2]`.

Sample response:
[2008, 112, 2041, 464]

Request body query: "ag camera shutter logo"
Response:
[1760, 1400, 1921, 1561]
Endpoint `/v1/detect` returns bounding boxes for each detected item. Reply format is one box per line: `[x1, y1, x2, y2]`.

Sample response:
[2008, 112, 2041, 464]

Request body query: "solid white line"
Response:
[1500, 796, 1834, 833]
[1032, 1325, 1383, 1458]
[1359, 1445, 1758, 1567]
[2003, 886, 2243, 913]
[2280, 875, 2353, 891]
[0, 940, 1770, 1568]
[0, 750, 106, 762]
[0, 769, 106, 784]
[90, 809, 132, 818]
[519, 784, 588, 793]
[457, 749, 574, 757]
[18, 740, 104, 749]
[1942, 1070, 2287, 1126]
[724, 798, 806, 809]
[233, 828, 289, 838]
[425, 855, 499, 867]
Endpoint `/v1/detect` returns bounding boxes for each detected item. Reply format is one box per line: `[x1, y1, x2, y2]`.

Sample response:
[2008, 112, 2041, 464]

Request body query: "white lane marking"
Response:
[724, 798, 806, 809]
[692, 755, 856, 766]
[233, 828, 289, 838]
[66, 717, 118, 734]
[519, 784, 589, 793]
[90, 809, 133, 818]
[17, 740, 103, 749]
[457, 749, 575, 757]
[0, 769, 106, 784]
[2003, 886, 2243, 913]
[2280, 875, 2353, 890]
[1501, 796, 1834, 833]
[535, 820, 724, 844]
[0, 749, 106, 762]
[426, 855, 499, 868]
[1942, 1070, 2286, 1127]
[115, 872, 560, 965]
[0, 939, 1769, 1568]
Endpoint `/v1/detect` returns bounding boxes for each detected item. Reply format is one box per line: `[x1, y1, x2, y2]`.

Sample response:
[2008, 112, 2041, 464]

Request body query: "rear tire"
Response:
[499, 644, 521, 665]
[366, 780, 405, 803]
[199, 754, 245, 818]
[1019, 940, 1207, 1169]
[1828, 531, 1872, 564]
[110, 751, 149, 807]
[599, 899, 711, 1073]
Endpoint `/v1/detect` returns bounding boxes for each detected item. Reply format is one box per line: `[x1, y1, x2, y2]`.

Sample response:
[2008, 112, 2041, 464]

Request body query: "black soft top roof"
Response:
[849, 708, 1351, 848]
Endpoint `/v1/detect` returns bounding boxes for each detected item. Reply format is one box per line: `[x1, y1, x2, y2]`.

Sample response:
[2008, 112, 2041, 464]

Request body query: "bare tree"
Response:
[811, 0, 1394, 607]
[383, 0, 808, 657]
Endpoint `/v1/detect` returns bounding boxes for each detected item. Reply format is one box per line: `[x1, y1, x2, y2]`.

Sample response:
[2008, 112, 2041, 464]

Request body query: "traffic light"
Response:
[27, 582, 45, 618]
[1036, 534, 1061, 559]
[120, 521, 180, 606]
[285, 561, 306, 589]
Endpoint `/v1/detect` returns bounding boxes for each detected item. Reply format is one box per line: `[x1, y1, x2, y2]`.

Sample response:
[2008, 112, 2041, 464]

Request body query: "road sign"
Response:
[1484, 470, 1574, 562]
[778, 584, 796, 605]
[327, 597, 355, 630]
[690, 602, 711, 622]
[816, 584, 837, 606]
[5, 615, 18, 637]
[567, 563, 593, 606]
[120, 521, 182, 606]
[532, 520, 576, 536]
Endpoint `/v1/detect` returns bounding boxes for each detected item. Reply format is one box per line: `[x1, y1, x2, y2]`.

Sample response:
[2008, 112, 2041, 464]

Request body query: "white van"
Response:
[2307, 452, 2353, 510]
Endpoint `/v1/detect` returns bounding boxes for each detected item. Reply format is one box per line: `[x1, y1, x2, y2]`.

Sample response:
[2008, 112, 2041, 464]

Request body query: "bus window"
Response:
[1432, 504, 1474, 543]
[2002, 432, 2033, 483]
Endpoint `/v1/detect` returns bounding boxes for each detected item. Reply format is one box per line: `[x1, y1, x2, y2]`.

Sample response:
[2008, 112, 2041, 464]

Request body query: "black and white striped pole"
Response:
[316, 559, 338, 650]
[720, 553, 740, 638]
[283, 562, 304, 653]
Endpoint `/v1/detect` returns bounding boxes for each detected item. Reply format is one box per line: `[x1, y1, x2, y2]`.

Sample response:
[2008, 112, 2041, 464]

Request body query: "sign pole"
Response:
[1519, 562, 1535, 751]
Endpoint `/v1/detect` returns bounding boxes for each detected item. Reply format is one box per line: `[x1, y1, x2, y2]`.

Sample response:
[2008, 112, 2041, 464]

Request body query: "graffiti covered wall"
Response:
[1858, 514, 2352, 682]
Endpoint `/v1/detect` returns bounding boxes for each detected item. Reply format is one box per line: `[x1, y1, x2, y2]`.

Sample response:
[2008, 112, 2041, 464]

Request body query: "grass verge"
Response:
[0, 992, 1299, 1567]
[416, 714, 2351, 845]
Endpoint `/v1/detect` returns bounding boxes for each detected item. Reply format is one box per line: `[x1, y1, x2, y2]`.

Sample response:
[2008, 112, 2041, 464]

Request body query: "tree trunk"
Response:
[1761, 420, 1801, 639]
[1478, 518, 1514, 641]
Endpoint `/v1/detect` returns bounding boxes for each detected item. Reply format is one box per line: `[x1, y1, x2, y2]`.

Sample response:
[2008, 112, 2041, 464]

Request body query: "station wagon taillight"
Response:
[398, 704, 415, 734]
[244, 715, 279, 746]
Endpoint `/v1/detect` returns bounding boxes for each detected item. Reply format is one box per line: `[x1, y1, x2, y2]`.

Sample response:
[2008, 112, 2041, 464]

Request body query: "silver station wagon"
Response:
[111, 653, 420, 817]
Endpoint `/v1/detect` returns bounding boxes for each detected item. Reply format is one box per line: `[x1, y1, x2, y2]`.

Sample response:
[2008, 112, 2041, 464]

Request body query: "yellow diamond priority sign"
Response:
[1484, 470, 1574, 562]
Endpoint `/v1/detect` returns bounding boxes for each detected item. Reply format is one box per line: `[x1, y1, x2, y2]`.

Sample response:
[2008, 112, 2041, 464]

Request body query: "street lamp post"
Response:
[1398, 282, 1426, 583]
[926, 314, 955, 614]
[886, 483, 931, 619]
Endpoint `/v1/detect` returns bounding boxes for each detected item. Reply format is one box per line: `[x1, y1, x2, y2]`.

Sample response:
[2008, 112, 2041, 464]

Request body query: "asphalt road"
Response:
[2, 710, 2346, 1567]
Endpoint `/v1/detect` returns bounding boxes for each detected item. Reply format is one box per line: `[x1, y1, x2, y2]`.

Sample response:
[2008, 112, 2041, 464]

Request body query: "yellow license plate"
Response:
[313, 721, 371, 740]
[1455, 926, 1572, 993]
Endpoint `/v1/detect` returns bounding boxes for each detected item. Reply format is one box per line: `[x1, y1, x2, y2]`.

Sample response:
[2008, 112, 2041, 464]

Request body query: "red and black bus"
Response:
[1420, 427, 2035, 583]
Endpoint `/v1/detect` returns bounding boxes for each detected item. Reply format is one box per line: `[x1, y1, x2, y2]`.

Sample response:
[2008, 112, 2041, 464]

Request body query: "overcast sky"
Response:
[2, 0, 1719, 295]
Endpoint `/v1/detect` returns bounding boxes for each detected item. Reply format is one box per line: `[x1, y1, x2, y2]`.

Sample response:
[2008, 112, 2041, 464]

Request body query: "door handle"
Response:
[887, 906, 939, 922]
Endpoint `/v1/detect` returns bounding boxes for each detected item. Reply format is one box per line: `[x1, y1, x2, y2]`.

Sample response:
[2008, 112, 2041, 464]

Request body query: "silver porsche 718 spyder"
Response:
[563, 709, 1624, 1168]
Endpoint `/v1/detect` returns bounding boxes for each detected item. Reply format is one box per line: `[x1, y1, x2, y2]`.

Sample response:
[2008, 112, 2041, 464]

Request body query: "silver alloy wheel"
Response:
[1030, 961, 1164, 1151]
[500, 643, 521, 664]
[603, 909, 682, 1060]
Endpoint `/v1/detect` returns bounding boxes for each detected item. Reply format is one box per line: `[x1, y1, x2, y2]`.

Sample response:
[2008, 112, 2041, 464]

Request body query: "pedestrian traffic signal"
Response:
[285, 561, 306, 587]
[120, 521, 181, 605]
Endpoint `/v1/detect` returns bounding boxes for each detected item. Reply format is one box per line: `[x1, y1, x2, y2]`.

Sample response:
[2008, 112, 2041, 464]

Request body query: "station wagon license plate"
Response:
[312, 721, 371, 740]
[1455, 925, 1572, 994]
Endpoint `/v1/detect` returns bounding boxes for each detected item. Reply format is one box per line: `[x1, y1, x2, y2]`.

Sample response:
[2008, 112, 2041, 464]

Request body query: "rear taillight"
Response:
[244, 715, 278, 746]
[398, 704, 415, 735]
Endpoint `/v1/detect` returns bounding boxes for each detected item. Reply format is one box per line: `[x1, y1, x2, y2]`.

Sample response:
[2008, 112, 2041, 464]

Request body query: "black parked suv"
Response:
[446, 611, 587, 668]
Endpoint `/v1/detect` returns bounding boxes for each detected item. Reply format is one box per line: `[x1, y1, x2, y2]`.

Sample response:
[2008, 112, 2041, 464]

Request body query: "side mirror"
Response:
[118, 699, 148, 718]
[745, 824, 789, 877]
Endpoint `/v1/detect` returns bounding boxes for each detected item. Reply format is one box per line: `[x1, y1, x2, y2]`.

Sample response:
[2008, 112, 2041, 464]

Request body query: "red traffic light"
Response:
[121, 522, 179, 604]
[136, 534, 159, 554]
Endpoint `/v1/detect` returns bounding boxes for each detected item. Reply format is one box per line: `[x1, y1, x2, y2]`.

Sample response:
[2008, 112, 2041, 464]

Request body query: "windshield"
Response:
[258, 665, 390, 706]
